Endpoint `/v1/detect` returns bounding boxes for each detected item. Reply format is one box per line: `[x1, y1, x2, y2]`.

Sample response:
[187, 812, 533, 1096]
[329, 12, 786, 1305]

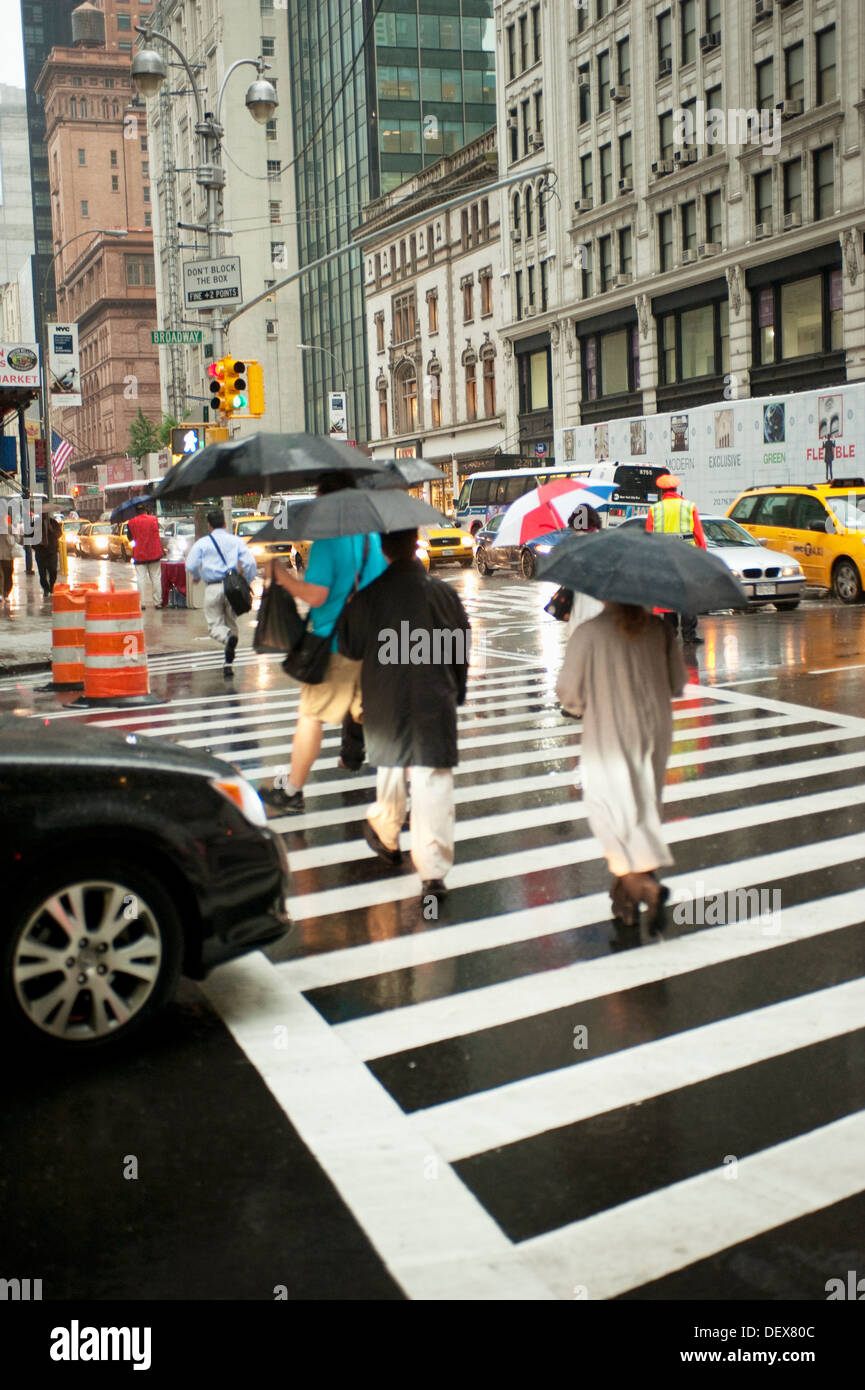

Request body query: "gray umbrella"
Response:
[536, 529, 749, 612]
[359, 458, 445, 490]
[254, 488, 447, 541]
[152, 433, 386, 503]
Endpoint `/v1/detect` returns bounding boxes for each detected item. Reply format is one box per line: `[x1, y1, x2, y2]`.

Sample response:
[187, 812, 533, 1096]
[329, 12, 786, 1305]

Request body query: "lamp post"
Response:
[39, 228, 128, 502]
[297, 342, 348, 439]
[131, 27, 278, 368]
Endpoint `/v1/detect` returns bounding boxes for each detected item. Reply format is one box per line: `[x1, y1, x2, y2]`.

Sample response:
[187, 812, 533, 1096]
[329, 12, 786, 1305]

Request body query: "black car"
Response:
[474, 512, 523, 577]
[0, 715, 291, 1052]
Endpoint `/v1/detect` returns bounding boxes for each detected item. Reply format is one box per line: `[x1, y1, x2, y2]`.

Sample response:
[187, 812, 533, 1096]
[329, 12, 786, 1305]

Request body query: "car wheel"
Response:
[520, 549, 536, 580]
[3, 862, 183, 1052]
[476, 548, 491, 576]
[773, 599, 800, 611]
[832, 559, 863, 605]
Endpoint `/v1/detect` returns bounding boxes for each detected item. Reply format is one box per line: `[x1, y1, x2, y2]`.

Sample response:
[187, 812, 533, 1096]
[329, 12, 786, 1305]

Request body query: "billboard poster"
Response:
[328, 390, 348, 441]
[0, 343, 40, 389]
[48, 323, 82, 408]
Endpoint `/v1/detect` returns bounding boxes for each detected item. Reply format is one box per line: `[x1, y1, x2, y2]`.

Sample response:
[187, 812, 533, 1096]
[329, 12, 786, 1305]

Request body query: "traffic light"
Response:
[246, 361, 265, 417]
[207, 359, 229, 416]
[224, 359, 247, 413]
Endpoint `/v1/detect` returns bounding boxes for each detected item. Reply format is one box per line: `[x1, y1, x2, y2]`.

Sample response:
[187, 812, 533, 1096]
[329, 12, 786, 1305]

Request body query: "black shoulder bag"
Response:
[282, 537, 369, 686]
[209, 533, 253, 616]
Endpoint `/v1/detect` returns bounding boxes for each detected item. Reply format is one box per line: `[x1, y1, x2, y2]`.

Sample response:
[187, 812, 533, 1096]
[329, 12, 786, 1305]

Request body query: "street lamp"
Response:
[297, 343, 348, 438]
[39, 229, 128, 502]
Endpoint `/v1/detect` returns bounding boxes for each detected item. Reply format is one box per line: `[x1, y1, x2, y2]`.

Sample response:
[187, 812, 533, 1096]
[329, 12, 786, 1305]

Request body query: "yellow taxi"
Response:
[417, 523, 475, 569]
[727, 480, 865, 603]
[233, 514, 311, 573]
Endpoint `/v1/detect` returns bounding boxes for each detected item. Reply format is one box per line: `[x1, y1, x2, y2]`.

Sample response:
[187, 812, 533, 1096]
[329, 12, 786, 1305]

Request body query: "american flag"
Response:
[51, 429, 73, 481]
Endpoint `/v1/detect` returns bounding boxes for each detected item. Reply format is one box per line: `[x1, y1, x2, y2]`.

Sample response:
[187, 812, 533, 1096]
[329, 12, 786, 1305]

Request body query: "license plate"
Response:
[755, 582, 776, 596]
[440, 548, 455, 556]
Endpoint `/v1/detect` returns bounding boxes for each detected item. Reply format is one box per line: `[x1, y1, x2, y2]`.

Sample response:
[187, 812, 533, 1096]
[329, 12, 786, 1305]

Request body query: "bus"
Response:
[455, 462, 672, 532]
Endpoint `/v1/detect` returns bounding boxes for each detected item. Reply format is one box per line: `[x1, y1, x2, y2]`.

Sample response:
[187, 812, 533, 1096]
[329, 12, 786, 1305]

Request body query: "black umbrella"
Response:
[359, 458, 445, 490]
[152, 433, 387, 503]
[109, 494, 153, 523]
[536, 529, 749, 612]
[254, 488, 447, 541]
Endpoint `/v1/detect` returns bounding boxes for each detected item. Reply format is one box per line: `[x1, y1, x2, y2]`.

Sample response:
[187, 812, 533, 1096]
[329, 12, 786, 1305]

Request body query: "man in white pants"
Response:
[186, 510, 257, 677]
[338, 528, 470, 899]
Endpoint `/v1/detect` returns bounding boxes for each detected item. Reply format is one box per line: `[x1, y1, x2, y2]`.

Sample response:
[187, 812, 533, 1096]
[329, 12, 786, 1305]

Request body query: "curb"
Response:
[0, 647, 191, 679]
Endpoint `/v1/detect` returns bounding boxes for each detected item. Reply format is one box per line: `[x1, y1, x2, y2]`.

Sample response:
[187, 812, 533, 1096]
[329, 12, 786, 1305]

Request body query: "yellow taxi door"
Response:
[791, 494, 832, 585]
[749, 492, 798, 561]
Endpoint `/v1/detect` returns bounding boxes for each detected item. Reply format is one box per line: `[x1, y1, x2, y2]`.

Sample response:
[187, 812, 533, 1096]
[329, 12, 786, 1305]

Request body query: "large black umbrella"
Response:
[359, 458, 445, 491]
[109, 494, 152, 523]
[536, 529, 749, 612]
[254, 488, 447, 541]
[152, 433, 386, 503]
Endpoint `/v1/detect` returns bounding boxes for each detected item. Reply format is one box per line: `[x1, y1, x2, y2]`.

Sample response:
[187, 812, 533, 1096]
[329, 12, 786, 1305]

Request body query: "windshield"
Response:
[703, 518, 759, 547]
[826, 496, 865, 531]
[236, 519, 269, 536]
[91, 524, 112, 535]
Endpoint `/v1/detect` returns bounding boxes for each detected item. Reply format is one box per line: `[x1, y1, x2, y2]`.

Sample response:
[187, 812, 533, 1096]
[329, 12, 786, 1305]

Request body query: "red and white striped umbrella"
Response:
[493, 479, 615, 547]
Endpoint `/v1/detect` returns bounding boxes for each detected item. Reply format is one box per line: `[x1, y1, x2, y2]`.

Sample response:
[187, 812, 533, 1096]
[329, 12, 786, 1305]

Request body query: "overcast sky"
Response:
[0, 0, 26, 89]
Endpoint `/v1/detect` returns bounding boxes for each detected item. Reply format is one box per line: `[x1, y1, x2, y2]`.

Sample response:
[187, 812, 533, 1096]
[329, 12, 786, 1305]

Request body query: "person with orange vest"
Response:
[645, 473, 707, 643]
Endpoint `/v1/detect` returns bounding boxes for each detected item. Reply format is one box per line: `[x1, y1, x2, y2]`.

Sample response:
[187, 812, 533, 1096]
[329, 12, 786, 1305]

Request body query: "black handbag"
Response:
[544, 585, 573, 622]
[254, 580, 306, 653]
[210, 534, 253, 615]
[282, 536, 370, 687]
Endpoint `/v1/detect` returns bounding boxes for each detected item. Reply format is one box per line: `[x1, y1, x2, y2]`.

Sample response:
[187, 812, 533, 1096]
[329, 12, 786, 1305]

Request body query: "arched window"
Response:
[102, 99, 109, 119]
[538, 179, 546, 233]
[394, 360, 418, 435]
[112, 101, 120, 119]
[70, 97, 77, 117]
[525, 186, 533, 239]
[483, 355, 496, 417]
[512, 192, 521, 235]
[376, 375, 388, 438]
[80, 98, 87, 117]
[464, 355, 477, 421]
[427, 359, 441, 429]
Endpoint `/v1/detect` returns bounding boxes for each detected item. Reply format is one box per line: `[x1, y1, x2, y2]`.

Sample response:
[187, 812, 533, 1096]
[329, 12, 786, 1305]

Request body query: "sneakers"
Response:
[225, 634, 238, 663]
[362, 819, 403, 867]
[260, 786, 305, 815]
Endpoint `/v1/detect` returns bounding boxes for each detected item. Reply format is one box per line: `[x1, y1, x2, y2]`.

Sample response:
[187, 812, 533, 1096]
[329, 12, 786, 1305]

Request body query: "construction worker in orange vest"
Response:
[645, 473, 707, 644]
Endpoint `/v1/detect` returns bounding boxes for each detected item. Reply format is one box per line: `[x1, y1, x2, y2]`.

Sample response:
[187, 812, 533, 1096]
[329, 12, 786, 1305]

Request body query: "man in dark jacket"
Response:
[34, 506, 62, 597]
[337, 528, 470, 899]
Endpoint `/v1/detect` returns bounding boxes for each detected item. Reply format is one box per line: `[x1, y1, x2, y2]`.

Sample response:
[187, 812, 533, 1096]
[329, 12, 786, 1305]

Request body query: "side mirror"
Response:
[809, 519, 827, 533]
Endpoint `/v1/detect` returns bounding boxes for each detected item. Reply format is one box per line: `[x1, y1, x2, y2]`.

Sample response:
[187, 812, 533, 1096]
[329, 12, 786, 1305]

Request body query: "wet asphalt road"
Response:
[1, 566, 864, 1302]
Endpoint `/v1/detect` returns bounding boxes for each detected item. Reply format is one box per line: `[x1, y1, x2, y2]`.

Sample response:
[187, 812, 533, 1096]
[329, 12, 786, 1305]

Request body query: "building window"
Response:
[705, 83, 722, 154]
[144, 212, 151, 228]
[813, 146, 834, 220]
[578, 66, 591, 125]
[681, 202, 697, 253]
[619, 132, 633, 184]
[756, 58, 773, 112]
[266, 118, 277, 141]
[754, 268, 843, 365]
[781, 276, 822, 359]
[681, 0, 696, 66]
[483, 355, 496, 416]
[527, 264, 536, 308]
[111, 174, 119, 191]
[117, 13, 131, 29]
[267, 160, 281, 179]
[783, 158, 802, 219]
[657, 11, 672, 74]
[77, 147, 86, 165]
[785, 43, 804, 104]
[519, 14, 528, 70]
[581, 245, 593, 298]
[581, 153, 593, 204]
[658, 210, 673, 271]
[463, 278, 474, 322]
[534, 90, 543, 142]
[525, 187, 534, 238]
[126, 256, 155, 286]
[394, 292, 416, 344]
[582, 327, 636, 400]
[512, 191, 521, 235]
[506, 24, 515, 80]
[395, 363, 418, 434]
[429, 368, 441, 428]
[705, 190, 722, 245]
[110, 148, 118, 167]
[659, 111, 674, 161]
[515, 269, 523, 319]
[375, 312, 385, 352]
[619, 225, 633, 276]
[508, 106, 519, 162]
[600, 144, 612, 203]
[81, 200, 88, 217]
[140, 136, 148, 152]
[617, 36, 631, 87]
[477, 272, 492, 319]
[143, 186, 150, 203]
[518, 349, 550, 413]
[754, 170, 773, 229]
[706, 0, 722, 34]
[658, 300, 728, 383]
[465, 360, 477, 420]
[531, 5, 541, 63]
[598, 52, 610, 113]
[817, 28, 836, 105]
[540, 260, 549, 311]
[262, 36, 276, 58]
[599, 235, 613, 291]
[270, 200, 281, 225]
[141, 162, 149, 180]
[521, 99, 531, 155]
[537, 180, 546, 232]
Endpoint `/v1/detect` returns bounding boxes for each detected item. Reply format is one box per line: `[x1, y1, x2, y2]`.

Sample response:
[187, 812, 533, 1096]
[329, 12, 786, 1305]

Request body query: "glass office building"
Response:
[286, 0, 495, 441]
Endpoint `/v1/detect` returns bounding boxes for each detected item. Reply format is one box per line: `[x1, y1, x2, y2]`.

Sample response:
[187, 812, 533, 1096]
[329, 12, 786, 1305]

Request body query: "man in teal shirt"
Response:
[260, 473, 387, 814]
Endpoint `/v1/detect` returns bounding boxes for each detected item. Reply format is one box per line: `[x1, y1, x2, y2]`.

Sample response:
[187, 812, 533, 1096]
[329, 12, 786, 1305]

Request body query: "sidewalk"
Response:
[0, 554, 253, 673]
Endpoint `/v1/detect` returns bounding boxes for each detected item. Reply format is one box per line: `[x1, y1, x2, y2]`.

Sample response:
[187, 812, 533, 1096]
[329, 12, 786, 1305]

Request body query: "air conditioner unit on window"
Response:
[754, 0, 773, 18]
[528, 132, 544, 149]
[775, 99, 803, 119]
[610, 85, 630, 102]
[506, 117, 517, 129]
[618, 176, 633, 193]
[511, 228, 522, 241]
[577, 74, 590, 89]
[674, 147, 699, 164]
[614, 273, 633, 287]
[652, 160, 674, 176]
[700, 32, 721, 52]
[524, 305, 536, 317]
[783, 210, 802, 229]
[698, 242, 722, 257]
[681, 248, 698, 264]
[658, 58, 673, 78]
[754, 221, 773, 238]
[574, 197, 593, 212]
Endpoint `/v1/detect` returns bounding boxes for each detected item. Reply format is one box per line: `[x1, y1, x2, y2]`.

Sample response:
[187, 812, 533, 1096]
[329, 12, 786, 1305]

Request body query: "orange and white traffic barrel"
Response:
[77, 586, 156, 706]
[48, 583, 98, 689]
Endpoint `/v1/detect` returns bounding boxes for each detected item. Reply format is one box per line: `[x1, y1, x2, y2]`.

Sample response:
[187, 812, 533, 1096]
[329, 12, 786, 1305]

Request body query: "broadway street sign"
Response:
[152, 329, 204, 345]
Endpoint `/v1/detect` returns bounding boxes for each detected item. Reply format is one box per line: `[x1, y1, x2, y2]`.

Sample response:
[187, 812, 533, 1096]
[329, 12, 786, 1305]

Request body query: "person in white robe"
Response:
[557, 602, 688, 925]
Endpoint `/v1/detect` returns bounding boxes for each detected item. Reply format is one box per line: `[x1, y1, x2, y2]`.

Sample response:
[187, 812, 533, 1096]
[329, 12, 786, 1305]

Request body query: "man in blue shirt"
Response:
[260, 474, 387, 814]
[186, 509, 257, 676]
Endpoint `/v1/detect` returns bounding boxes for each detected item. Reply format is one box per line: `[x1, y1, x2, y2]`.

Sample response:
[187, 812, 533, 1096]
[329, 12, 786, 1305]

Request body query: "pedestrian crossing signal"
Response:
[171, 426, 205, 456]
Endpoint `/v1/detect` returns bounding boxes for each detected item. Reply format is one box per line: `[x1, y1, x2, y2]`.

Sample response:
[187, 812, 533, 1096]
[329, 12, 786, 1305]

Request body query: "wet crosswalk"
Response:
[42, 629, 865, 1300]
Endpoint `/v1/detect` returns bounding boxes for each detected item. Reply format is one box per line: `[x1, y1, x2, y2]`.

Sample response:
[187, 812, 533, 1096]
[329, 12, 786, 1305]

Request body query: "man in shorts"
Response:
[260, 472, 387, 815]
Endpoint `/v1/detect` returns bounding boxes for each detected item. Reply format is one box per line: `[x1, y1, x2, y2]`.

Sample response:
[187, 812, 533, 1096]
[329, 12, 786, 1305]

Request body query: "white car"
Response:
[619, 515, 806, 610]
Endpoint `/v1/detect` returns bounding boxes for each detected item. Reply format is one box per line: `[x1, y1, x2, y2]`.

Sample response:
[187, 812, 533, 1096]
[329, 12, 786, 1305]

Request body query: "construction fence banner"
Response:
[556, 382, 864, 515]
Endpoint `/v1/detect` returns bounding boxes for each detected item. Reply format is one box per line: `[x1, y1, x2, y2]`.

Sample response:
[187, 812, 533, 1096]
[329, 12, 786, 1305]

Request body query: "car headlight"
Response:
[534, 543, 552, 554]
[460, 534, 472, 546]
[730, 569, 742, 579]
[210, 776, 268, 827]
[780, 565, 802, 577]
[415, 547, 427, 562]
[249, 543, 265, 558]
